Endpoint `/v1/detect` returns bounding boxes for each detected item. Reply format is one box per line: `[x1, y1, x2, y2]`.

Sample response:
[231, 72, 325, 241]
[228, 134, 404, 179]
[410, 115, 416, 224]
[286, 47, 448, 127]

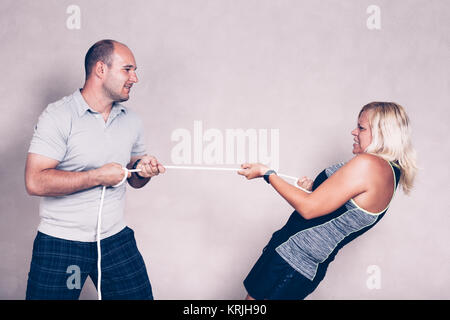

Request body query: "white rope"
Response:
[97, 186, 105, 300]
[96, 168, 141, 300]
[278, 173, 312, 193]
[164, 165, 312, 193]
[164, 165, 238, 172]
[96, 165, 310, 300]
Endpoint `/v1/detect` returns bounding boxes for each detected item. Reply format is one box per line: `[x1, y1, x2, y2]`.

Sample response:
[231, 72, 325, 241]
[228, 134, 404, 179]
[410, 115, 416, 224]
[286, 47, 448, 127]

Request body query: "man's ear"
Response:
[94, 61, 107, 79]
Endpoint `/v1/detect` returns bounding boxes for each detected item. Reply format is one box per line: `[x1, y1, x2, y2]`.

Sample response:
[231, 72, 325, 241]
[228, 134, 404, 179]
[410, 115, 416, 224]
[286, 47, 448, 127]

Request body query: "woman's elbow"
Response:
[294, 204, 315, 220]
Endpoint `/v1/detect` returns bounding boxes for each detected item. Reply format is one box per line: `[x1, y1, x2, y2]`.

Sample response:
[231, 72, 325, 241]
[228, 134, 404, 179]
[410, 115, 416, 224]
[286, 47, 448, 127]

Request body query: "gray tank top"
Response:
[275, 161, 400, 281]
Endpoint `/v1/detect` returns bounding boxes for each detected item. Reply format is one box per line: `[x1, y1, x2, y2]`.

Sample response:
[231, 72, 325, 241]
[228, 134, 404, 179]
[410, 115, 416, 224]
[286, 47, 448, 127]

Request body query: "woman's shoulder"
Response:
[344, 153, 393, 183]
[323, 154, 392, 182]
[348, 153, 390, 168]
[326, 153, 385, 172]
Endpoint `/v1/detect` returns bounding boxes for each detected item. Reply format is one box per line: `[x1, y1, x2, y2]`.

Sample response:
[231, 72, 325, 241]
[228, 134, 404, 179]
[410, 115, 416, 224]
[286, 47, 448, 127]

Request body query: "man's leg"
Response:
[91, 227, 153, 300]
[26, 232, 94, 300]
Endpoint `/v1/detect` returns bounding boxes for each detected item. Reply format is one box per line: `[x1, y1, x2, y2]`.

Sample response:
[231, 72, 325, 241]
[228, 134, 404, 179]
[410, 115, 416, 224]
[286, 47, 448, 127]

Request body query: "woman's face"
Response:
[351, 110, 373, 154]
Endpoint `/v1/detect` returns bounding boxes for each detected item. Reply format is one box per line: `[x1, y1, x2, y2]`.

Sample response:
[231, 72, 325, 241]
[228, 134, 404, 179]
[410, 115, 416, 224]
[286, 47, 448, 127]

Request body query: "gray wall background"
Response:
[0, 0, 449, 299]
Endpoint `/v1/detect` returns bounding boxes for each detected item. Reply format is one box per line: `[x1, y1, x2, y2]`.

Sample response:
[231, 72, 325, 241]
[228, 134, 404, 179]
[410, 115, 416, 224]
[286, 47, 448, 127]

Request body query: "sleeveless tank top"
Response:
[275, 161, 401, 281]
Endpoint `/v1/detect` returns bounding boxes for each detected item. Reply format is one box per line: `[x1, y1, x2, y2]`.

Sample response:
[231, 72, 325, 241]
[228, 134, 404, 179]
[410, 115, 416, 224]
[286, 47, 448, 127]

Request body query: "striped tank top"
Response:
[275, 161, 401, 281]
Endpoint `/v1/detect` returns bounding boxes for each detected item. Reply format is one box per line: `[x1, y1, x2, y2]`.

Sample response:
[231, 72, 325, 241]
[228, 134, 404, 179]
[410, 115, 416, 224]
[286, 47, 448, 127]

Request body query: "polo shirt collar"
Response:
[73, 89, 127, 117]
[111, 102, 127, 118]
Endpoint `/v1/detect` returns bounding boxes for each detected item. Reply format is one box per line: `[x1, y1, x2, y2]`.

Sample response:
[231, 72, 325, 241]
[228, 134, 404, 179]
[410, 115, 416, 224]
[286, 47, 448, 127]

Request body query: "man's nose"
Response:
[130, 71, 138, 83]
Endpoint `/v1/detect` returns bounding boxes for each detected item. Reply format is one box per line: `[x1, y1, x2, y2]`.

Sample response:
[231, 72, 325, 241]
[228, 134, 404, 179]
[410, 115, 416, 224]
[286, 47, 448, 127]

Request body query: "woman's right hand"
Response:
[297, 176, 313, 191]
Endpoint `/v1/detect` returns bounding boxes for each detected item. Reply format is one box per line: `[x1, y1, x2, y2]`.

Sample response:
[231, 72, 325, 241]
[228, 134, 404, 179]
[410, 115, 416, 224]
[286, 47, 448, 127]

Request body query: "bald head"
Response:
[84, 39, 127, 80]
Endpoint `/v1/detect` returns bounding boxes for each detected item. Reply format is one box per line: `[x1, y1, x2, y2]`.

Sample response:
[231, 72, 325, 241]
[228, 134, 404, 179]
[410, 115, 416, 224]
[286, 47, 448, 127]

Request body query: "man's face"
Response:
[103, 44, 138, 103]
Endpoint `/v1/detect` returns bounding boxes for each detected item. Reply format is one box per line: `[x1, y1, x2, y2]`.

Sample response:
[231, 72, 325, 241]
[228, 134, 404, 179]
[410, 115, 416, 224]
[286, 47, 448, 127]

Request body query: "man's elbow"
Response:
[25, 176, 42, 196]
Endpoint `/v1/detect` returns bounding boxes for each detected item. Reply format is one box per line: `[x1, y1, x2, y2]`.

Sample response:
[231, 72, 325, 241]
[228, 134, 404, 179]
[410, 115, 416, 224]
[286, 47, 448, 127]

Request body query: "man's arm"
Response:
[126, 155, 150, 189]
[25, 153, 129, 196]
[127, 155, 165, 189]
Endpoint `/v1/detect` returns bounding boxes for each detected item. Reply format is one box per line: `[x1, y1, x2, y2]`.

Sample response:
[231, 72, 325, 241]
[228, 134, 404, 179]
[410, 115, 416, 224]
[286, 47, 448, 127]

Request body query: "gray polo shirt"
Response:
[28, 89, 146, 241]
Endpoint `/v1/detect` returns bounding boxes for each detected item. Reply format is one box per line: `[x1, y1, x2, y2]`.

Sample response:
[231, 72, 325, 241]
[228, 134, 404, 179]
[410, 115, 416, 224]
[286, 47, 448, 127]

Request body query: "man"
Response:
[25, 39, 164, 299]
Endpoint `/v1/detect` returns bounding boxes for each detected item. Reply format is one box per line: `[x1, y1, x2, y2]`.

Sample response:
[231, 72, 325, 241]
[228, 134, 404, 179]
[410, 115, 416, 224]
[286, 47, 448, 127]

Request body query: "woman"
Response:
[238, 102, 417, 300]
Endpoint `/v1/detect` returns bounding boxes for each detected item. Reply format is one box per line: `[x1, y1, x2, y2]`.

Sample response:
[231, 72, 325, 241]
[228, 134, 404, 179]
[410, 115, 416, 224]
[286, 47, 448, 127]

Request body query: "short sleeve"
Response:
[131, 116, 147, 157]
[28, 105, 69, 162]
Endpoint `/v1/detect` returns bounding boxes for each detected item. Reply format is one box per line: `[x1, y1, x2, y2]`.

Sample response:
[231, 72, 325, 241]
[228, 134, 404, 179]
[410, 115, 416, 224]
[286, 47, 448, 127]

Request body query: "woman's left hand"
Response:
[238, 163, 270, 180]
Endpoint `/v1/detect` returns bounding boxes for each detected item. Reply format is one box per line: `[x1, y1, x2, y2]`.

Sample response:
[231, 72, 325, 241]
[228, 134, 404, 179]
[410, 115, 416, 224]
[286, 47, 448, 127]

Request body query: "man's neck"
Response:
[80, 85, 113, 115]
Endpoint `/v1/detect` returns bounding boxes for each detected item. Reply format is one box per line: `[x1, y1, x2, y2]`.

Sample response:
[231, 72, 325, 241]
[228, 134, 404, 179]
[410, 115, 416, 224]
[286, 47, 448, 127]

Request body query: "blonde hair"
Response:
[359, 102, 417, 195]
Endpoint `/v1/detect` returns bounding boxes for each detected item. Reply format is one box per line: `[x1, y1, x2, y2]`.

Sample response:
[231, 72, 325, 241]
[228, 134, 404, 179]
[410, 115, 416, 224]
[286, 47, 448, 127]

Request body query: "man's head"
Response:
[84, 39, 138, 102]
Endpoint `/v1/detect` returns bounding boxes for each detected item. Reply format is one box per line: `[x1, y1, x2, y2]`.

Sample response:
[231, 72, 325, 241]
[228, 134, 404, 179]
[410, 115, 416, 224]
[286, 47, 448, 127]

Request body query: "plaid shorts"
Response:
[26, 226, 153, 300]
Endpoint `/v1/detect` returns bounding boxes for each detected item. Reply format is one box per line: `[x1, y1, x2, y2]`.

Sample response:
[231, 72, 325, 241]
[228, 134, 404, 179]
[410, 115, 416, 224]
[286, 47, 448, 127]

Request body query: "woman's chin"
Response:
[352, 143, 363, 154]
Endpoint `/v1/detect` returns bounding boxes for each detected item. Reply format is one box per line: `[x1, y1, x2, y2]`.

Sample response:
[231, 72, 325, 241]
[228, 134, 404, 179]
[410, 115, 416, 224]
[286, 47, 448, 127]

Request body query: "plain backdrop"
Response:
[0, 0, 449, 299]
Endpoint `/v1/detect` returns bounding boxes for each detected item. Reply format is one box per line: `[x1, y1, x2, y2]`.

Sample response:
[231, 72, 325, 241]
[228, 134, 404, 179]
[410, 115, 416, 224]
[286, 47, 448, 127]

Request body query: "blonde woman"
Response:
[238, 102, 417, 300]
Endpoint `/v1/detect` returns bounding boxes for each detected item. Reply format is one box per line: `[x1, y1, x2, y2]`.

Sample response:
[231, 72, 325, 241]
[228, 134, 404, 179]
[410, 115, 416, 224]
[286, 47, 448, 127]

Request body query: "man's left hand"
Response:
[136, 155, 166, 178]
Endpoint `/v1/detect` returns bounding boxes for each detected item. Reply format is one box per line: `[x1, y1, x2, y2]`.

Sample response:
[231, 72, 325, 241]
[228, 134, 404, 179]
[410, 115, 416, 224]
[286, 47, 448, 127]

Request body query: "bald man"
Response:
[25, 40, 164, 299]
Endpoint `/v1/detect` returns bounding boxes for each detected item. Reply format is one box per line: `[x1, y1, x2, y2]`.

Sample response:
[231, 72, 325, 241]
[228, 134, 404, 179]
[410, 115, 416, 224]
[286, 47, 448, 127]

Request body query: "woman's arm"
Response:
[239, 154, 377, 220]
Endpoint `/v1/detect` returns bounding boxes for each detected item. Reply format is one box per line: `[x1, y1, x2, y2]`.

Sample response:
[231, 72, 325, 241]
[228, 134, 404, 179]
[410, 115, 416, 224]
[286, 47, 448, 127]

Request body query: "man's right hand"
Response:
[93, 163, 131, 187]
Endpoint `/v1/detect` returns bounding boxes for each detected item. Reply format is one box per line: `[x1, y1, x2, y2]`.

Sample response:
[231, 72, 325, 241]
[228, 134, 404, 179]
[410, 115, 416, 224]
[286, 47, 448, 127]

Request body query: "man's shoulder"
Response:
[37, 91, 81, 128]
[45, 91, 79, 115]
